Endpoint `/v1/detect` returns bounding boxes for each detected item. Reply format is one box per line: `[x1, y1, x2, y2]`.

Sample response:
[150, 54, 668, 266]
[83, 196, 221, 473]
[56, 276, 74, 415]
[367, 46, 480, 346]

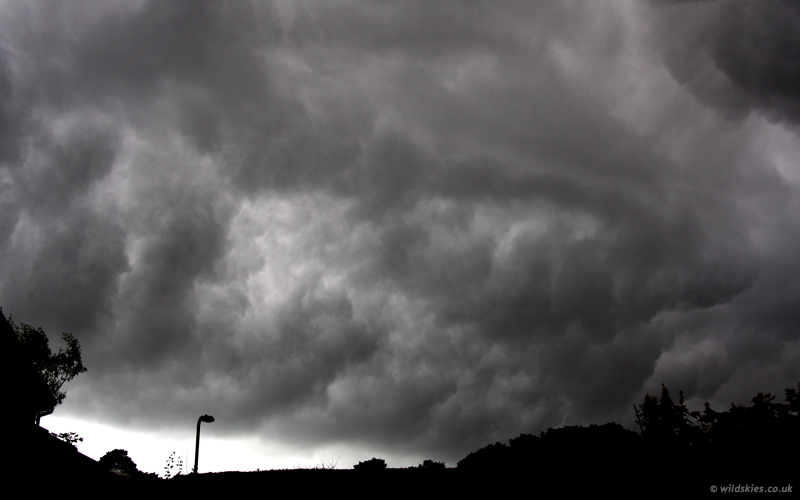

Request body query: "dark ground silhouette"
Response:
[152, 383, 797, 496]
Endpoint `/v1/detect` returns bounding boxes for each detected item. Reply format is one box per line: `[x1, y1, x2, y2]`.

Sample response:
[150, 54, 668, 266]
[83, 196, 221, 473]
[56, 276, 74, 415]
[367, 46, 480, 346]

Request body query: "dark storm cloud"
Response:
[0, 48, 24, 167]
[1, 207, 127, 333]
[0, 109, 127, 333]
[108, 191, 232, 368]
[0, 0, 241, 356]
[653, 0, 800, 124]
[1, 0, 798, 467]
[283, 0, 525, 57]
[232, 285, 382, 418]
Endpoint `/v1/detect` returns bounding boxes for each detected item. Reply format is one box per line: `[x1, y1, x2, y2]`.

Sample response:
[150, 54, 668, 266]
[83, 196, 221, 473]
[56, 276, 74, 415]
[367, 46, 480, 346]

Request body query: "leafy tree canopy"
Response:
[634, 384, 701, 447]
[636, 382, 800, 452]
[50, 431, 83, 449]
[5, 310, 87, 420]
[99, 449, 140, 476]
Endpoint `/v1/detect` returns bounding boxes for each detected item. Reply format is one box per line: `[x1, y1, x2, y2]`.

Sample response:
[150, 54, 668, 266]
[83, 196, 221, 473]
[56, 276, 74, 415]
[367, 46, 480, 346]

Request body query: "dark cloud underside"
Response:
[1, 0, 798, 464]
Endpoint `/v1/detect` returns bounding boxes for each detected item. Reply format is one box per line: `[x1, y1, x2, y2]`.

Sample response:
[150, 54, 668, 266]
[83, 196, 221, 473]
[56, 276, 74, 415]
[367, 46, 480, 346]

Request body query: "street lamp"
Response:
[193, 414, 215, 474]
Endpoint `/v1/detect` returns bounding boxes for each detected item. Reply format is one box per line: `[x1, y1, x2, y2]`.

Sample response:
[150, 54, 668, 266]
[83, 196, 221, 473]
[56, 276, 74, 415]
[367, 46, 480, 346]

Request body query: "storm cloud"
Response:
[1, 0, 798, 466]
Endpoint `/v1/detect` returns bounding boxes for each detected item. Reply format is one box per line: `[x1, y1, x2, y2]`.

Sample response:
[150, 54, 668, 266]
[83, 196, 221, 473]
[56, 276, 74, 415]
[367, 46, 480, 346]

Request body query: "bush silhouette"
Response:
[99, 449, 140, 476]
[354, 457, 386, 471]
[417, 459, 445, 470]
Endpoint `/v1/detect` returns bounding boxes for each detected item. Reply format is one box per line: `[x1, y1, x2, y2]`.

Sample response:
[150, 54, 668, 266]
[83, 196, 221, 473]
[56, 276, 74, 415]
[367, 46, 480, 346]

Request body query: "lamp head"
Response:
[200, 414, 215, 423]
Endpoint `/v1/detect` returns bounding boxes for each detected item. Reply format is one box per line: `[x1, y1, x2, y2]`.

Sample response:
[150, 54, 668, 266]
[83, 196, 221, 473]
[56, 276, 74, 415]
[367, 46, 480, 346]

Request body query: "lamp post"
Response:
[193, 414, 215, 474]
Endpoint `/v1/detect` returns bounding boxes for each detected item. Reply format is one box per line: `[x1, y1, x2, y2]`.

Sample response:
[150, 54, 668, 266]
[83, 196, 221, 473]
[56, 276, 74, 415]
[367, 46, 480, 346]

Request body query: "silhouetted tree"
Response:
[49, 431, 83, 449]
[785, 384, 800, 415]
[453, 382, 798, 488]
[698, 385, 800, 464]
[99, 449, 140, 476]
[635, 384, 700, 448]
[633, 382, 800, 480]
[457, 423, 640, 476]
[539, 423, 641, 468]
[5, 310, 87, 423]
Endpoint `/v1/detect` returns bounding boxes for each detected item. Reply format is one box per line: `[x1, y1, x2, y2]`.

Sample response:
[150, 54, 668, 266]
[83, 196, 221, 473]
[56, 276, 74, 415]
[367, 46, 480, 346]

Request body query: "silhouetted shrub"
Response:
[99, 449, 140, 476]
[163, 451, 184, 479]
[49, 431, 83, 449]
[417, 459, 445, 470]
[354, 457, 386, 471]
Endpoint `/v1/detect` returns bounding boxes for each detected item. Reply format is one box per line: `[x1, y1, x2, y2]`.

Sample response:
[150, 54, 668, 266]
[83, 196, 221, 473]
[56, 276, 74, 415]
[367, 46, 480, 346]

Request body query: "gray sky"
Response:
[2, 0, 799, 472]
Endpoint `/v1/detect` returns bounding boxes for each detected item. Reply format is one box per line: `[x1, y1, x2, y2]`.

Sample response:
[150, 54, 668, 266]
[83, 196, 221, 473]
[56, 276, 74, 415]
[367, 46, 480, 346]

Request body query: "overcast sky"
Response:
[2, 0, 800, 473]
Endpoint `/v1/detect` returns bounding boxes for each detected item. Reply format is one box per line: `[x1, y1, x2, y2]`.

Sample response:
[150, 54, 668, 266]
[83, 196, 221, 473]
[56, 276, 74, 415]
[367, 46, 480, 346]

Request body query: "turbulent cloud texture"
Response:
[2, 0, 799, 465]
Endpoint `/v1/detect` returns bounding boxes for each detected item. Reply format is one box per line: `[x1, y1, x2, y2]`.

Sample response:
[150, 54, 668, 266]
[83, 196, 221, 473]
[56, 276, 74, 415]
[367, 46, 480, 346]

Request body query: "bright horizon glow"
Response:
[41, 414, 434, 474]
[42, 414, 326, 474]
